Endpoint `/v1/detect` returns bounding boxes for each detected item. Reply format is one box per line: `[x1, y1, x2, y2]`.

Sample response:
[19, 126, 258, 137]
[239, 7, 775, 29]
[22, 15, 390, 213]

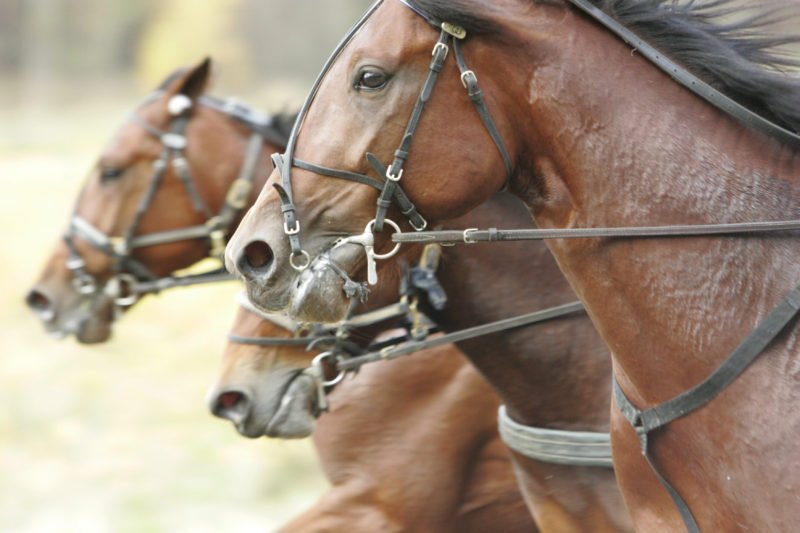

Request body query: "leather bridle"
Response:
[269, 0, 512, 286]
[63, 92, 273, 310]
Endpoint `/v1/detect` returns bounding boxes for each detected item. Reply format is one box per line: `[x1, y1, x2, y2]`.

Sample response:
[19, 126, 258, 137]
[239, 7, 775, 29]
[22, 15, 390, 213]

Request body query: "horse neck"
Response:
[434, 194, 612, 431]
[510, 9, 800, 405]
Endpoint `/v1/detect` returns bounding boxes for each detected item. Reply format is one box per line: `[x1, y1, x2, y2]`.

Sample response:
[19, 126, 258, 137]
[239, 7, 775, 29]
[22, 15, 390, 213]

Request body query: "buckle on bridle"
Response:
[162, 133, 187, 151]
[441, 22, 466, 39]
[463, 228, 479, 244]
[72, 274, 97, 296]
[460, 70, 477, 89]
[385, 165, 403, 182]
[432, 42, 449, 59]
[284, 220, 301, 236]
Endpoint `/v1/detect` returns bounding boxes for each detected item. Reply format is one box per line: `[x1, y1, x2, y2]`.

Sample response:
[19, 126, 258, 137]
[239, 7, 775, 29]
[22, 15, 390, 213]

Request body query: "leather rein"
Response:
[63, 92, 276, 311]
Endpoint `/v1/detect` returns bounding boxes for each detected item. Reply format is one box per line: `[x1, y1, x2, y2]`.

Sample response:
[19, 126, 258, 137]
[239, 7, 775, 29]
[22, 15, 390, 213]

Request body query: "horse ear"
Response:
[179, 57, 212, 99]
[163, 57, 213, 101]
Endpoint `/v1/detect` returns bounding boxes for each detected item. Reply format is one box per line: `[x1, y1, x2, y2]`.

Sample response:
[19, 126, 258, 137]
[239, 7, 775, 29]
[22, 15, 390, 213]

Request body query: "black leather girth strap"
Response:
[613, 280, 800, 533]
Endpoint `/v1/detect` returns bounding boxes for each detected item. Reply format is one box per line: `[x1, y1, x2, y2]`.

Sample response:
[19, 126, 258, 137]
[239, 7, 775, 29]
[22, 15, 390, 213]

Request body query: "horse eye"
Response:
[100, 167, 124, 182]
[356, 69, 389, 91]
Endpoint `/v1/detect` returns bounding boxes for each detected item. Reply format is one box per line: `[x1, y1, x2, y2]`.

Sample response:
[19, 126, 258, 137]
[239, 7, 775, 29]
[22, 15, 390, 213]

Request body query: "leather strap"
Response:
[337, 300, 584, 372]
[452, 38, 513, 188]
[497, 405, 613, 468]
[613, 281, 800, 532]
[393, 219, 800, 245]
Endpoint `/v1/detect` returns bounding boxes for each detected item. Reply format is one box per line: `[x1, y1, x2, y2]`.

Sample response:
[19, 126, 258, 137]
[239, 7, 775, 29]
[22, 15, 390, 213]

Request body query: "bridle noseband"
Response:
[63, 92, 269, 311]
[270, 0, 512, 289]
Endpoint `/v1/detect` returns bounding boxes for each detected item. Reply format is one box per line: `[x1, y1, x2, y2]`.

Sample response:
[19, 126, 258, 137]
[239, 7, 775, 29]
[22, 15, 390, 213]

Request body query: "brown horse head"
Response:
[206, 313, 324, 437]
[207, 305, 321, 438]
[225, 0, 533, 323]
[27, 58, 283, 343]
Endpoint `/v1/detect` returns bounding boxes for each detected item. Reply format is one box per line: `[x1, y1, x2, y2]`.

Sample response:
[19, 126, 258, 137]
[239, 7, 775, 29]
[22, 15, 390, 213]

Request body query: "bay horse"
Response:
[216, 309, 536, 532]
[25, 58, 288, 343]
[213, 193, 631, 532]
[225, 1, 800, 530]
[25, 59, 622, 529]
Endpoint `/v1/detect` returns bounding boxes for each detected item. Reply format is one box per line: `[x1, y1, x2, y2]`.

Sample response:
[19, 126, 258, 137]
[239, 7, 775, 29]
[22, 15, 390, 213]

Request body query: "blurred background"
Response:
[2, 1, 799, 532]
[0, 1, 370, 532]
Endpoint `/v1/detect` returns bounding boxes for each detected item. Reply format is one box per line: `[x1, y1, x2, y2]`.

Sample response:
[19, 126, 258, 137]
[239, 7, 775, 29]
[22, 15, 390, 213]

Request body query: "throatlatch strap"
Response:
[452, 38, 513, 188]
[613, 281, 800, 532]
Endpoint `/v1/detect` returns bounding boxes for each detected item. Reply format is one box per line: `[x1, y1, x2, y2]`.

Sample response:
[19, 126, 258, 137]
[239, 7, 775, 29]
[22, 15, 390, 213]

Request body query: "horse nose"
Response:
[236, 240, 274, 280]
[209, 388, 252, 425]
[26, 287, 56, 323]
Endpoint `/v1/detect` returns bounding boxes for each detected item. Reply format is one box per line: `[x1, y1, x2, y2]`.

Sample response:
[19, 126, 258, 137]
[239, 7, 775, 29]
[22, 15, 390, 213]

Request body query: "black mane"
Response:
[407, 0, 800, 134]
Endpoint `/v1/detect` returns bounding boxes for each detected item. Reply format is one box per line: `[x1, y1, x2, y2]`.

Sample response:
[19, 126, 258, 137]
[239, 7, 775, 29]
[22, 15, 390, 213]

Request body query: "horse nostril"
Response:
[237, 240, 274, 279]
[219, 391, 244, 409]
[210, 389, 251, 424]
[26, 289, 55, 322]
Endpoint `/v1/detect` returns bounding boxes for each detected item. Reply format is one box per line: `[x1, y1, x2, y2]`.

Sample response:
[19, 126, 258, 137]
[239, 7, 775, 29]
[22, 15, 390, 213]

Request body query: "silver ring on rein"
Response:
[311, 351, 346, 387]
[289, 249, 311, 271]
[333, 218, 402, 285]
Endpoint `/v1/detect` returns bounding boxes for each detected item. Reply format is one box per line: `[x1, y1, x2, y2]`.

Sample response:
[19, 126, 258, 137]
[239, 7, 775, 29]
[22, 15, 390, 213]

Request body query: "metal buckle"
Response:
[161, 133, 187, 151]
[385, 165, 403, 182]
[109, 236, 128, 255]
[441, 22, 467, 39]
[66, 256, 86, 271]
[460, 70, 477, 89]
[167, 94, 192, 116]
[290, 250, 311, 271]
[284, 220, 301, 236]
[72, 274, 97, 296]
[409, 216, 428, 232]
[432, 42, 449, 59]
[463, 227, 479, 244]
[225, 179, 252, 210]
[172, 156, 188, 171]
[208, 230, 226, 259]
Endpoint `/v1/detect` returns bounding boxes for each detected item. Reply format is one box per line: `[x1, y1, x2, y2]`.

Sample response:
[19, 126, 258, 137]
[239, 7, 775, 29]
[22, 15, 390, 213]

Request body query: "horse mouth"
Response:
[263, 373, 318, 438]
[233, 371, 318, 439]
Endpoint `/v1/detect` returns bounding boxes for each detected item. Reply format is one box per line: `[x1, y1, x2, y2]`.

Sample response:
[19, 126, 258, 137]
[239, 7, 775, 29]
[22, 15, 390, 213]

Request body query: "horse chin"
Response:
[75, 316, 113, 344]
[42, 295, 115, 344]
[263, 374, 318, 439]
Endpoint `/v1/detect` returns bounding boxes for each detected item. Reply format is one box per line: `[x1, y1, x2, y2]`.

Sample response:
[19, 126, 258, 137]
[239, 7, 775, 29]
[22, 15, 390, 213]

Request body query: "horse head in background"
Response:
[226, 1, 800, 530]
[26, 58, 290, 343]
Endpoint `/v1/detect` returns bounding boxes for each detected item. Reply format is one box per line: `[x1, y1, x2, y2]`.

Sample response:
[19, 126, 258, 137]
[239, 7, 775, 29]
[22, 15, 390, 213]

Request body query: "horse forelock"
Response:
[406, 0, 800, 135]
